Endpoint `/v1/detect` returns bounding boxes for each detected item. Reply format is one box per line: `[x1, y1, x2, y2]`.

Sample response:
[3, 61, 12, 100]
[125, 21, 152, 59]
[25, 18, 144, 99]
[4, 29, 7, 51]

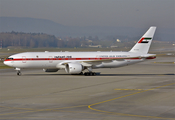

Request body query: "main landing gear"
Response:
[84, 72, 96, 76]
[84, 67, 96, 76]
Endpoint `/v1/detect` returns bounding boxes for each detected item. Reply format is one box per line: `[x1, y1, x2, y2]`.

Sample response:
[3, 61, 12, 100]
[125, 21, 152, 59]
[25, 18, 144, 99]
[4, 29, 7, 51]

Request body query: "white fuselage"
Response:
[4, 51, 154, 69]
[3, 26, 157, 75]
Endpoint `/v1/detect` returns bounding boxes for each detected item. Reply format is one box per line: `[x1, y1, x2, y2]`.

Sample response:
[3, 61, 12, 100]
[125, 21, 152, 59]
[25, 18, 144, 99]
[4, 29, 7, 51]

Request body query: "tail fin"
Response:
[129, 26, 156, 53]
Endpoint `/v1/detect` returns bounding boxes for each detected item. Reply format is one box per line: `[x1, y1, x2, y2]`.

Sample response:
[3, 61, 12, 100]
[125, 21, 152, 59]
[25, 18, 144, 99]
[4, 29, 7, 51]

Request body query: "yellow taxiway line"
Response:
[114, 89, 144, 91]
[0, 83, 175, 119]
[88, 83, 175, 119]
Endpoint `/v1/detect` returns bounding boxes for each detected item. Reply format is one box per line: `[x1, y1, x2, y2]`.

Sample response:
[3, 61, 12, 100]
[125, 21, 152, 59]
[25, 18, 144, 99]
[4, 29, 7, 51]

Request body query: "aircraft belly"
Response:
[13, 61, 58, 69]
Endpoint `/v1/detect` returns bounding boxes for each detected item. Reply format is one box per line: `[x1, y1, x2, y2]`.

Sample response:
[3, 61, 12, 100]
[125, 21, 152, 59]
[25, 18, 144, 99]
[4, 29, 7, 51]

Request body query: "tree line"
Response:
[0, 32, 99, 48]
[0, 31, 139, 48]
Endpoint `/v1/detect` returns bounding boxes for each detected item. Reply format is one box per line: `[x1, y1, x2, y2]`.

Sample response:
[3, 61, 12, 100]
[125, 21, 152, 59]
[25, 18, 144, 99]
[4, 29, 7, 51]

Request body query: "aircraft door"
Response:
[49, 56, 53, 63]
[22, 56, 26, 63]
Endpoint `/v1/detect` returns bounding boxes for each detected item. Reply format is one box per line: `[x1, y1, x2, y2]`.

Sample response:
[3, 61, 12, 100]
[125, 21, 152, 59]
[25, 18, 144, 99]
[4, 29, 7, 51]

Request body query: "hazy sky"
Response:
[0, 0, 174, 28]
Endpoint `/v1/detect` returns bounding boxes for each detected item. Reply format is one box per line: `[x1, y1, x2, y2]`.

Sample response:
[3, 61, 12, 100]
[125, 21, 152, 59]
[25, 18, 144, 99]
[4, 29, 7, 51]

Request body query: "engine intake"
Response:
[65, 63, 83, 74]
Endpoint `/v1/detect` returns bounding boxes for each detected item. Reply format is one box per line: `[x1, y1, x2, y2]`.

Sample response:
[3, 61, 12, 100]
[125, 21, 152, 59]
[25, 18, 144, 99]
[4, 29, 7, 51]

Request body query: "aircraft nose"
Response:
[3, 60, 13, 67]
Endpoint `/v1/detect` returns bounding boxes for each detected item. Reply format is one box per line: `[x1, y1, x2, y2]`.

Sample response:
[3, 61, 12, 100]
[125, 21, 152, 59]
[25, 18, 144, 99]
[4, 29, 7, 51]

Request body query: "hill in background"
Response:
[0, 17, 174, 41]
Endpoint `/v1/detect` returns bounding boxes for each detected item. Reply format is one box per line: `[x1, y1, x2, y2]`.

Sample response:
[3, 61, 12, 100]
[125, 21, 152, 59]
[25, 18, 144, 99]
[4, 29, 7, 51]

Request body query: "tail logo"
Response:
[138, 38, 152, 43]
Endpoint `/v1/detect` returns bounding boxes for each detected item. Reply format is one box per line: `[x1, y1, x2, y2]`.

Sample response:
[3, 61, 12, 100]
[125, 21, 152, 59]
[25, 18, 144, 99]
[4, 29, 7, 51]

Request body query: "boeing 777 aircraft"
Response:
[4, 26, 156, 76]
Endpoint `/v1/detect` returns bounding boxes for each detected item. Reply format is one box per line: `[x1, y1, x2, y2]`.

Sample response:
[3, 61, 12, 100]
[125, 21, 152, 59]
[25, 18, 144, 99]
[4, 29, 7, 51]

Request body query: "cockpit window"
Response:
[6, 58, 13, 60]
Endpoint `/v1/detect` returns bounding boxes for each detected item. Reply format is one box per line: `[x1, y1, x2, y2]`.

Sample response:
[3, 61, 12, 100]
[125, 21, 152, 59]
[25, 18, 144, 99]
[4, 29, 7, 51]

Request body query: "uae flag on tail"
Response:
[138, 38, 152, 43]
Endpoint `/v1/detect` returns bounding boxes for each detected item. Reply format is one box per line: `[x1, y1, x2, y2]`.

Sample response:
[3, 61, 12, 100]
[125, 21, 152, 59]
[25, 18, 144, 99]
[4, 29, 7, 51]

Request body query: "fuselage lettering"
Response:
[54, 56, 72, 58]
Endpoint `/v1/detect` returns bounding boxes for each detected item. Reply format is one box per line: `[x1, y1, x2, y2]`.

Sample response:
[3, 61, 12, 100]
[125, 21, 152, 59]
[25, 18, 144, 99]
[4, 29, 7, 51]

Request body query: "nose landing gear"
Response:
[17, 71, 21, 76]
[15, 68, 21, 76]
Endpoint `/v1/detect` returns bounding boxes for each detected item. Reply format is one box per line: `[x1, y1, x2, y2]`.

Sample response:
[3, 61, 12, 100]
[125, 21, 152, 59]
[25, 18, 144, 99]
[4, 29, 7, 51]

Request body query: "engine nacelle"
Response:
[65, 63, 83, 74]
[43, 69, 59, 72]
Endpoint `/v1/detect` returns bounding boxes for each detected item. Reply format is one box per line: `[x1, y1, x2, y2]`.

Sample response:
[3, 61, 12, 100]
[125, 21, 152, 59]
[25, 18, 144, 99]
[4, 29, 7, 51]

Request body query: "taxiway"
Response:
[0, 57, 174, 120]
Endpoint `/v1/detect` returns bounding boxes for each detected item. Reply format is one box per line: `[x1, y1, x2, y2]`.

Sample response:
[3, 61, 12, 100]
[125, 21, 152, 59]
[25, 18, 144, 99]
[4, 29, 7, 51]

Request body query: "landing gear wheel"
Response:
[17, 71, 21, 76]
[79, 72, 84, 75]
[84, 72, 96, 76]
[84, 72, 87, 76]
[90, 72, 92, 76]
[93, 72, 96, 76]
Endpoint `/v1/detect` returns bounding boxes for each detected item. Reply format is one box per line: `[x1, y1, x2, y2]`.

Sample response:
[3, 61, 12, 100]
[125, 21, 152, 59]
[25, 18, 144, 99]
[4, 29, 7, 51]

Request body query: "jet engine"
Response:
[43, 69, 59, 72]
[65, 63, 83, 74]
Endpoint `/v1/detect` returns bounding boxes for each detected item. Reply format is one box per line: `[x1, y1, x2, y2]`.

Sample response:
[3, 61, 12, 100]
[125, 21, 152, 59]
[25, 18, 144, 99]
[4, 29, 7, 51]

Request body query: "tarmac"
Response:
[0, 56, 175, 120]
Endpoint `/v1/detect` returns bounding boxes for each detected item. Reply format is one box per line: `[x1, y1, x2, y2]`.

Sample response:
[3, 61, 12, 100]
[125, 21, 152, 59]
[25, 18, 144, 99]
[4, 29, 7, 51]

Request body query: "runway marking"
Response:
[0, 104, 87, 111]
[0, 105, 88, 116]
[0, 109, 136, 119]
[0, 111, 36, 116]
[1, 83, 175, 119]
[88, 83, 175, 119]
[0, 106, 123, 119]
[114, 89, 144, 91]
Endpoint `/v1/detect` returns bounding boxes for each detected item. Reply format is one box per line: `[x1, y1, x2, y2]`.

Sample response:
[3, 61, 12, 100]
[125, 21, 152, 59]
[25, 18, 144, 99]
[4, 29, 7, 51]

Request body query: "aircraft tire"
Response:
[79, 72, 83, 75]
[84, 72, 96, 76]
[93, 72, 96, 76]
[17, 71, 21, 76]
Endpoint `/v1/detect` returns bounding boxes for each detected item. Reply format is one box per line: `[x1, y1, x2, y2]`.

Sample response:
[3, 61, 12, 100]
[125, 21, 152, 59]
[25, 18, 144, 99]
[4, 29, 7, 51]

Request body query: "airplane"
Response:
[4, 26, 156, 76]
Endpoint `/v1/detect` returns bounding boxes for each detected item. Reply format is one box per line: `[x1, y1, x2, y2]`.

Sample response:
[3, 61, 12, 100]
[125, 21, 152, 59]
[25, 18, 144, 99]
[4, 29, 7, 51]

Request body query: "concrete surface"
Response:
[0, 57, 175, 120]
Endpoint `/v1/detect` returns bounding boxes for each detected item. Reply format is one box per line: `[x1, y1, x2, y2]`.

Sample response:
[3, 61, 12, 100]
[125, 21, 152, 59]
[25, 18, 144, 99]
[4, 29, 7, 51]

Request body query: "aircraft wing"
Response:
[81, 55, 156, 66]
[59, 56, 142, 66]
[81, 56, 141, 65]
[59, 55, 156, 67]
[84, 56, 141, 62]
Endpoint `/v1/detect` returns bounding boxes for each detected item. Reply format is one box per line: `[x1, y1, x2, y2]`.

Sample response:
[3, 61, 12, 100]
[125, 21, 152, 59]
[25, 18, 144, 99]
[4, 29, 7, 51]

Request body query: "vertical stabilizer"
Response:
[130, 26, 156, 53]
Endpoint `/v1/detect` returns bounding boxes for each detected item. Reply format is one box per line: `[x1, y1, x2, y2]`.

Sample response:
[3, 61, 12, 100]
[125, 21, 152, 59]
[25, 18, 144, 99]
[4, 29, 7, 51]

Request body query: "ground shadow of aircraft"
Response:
[24, 73, 174, 76]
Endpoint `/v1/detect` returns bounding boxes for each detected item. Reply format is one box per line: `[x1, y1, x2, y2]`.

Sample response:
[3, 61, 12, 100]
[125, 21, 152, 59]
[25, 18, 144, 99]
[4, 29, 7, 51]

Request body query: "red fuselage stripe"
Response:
[4, 57, 145, 62]
[5, 58, 118, 61]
